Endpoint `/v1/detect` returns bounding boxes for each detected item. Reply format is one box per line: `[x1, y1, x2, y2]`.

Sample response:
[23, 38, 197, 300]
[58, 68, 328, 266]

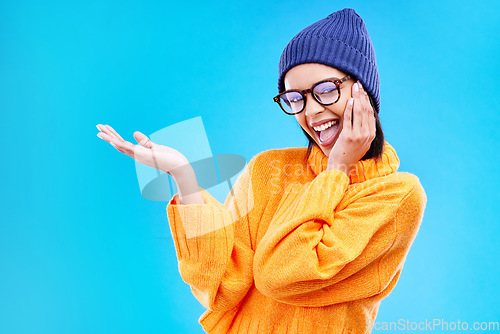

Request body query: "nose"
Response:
[304, 93, 324, 118]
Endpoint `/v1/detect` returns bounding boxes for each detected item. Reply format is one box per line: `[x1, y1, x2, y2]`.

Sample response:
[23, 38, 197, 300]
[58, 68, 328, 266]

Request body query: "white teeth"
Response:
[313, 120, 338, 132]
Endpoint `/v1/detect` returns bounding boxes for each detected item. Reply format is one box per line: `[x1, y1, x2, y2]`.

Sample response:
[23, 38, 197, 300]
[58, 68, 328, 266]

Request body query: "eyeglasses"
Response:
[273, 75, 351, 115]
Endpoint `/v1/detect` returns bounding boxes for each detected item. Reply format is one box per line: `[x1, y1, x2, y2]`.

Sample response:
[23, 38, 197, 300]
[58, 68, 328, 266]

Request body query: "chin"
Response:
[317, 143, 333, 158]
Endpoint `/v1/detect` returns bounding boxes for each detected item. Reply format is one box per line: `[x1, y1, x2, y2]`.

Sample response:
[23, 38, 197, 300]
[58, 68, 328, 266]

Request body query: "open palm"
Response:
[96, 124, 188, 175]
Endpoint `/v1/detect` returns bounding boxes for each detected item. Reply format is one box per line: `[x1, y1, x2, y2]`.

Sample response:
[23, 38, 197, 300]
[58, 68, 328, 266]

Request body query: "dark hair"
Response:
[303, 94, 385, 162]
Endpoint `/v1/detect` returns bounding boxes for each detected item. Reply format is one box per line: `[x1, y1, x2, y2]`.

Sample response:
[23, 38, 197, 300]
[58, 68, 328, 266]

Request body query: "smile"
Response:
[312, 120, 341, 147]
[312, 120, 338, 131]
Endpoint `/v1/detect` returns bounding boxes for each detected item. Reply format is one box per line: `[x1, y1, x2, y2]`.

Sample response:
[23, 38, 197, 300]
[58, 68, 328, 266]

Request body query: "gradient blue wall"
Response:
[1, 0, 499, 333]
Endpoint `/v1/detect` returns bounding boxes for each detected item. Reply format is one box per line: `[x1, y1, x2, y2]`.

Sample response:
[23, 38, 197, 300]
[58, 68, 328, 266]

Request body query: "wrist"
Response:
[170, 164, 204, 205]
[171, 165, 197, 194]
[177, 191, 204, 205]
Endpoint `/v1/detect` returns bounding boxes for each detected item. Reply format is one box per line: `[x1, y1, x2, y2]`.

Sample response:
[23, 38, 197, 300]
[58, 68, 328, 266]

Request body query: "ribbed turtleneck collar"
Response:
[307, 141, 400, 183]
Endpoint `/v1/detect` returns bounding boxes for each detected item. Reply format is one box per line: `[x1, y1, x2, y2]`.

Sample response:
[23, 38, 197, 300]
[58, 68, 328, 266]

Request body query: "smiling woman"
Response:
[280, 63, 386, 167]
[97, 7, 427, 334]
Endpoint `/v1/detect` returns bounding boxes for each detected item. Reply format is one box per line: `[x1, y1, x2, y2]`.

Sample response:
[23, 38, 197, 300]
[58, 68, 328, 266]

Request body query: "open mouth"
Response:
[312, 120, 340, 147]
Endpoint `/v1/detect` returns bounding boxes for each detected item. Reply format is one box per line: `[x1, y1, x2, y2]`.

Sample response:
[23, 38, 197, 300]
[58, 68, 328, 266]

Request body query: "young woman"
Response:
[97, 8, 426, 334]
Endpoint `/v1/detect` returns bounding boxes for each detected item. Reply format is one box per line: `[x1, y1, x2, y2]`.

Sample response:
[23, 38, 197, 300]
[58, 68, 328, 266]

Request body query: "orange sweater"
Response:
[166, 141, 426, 333]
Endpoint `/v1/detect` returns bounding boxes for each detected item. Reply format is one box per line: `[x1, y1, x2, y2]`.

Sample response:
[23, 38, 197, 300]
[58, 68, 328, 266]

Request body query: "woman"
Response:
[97, 8, 426, 333]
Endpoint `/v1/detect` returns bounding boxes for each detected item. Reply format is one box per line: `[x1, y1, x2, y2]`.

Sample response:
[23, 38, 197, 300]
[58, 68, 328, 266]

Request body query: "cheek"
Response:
[326, 104, 346, 118]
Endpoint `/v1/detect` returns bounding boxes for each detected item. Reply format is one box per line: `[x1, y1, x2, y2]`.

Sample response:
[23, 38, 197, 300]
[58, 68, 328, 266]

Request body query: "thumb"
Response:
[133, 131, 155, 149]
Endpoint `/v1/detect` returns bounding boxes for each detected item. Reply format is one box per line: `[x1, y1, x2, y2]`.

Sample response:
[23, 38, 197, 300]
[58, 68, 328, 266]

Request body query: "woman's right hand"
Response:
[96, 124, 189, 175]
[96, 124, 204, 204]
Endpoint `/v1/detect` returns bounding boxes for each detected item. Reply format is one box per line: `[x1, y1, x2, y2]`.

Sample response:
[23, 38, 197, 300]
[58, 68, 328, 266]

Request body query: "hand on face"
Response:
[326, 81, 376, 176]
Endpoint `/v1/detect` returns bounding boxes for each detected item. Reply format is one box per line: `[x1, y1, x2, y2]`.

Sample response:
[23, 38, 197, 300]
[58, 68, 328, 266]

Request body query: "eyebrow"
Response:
[286, 77, 341, 91]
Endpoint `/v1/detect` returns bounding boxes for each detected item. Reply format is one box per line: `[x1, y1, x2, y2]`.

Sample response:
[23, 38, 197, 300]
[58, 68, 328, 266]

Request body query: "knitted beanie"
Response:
[278, 8, 380, 113]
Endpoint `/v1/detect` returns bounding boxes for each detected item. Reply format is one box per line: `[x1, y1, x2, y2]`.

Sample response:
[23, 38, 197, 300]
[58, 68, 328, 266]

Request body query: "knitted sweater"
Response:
[166, 141, 426, 334]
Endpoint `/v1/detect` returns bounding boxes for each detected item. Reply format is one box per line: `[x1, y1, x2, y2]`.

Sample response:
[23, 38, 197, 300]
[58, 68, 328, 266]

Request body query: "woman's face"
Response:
[284, 63, 354, 158]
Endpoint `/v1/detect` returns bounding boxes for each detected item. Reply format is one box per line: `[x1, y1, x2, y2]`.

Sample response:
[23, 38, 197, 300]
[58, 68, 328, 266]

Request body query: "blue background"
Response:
[1, 0, 499, 333]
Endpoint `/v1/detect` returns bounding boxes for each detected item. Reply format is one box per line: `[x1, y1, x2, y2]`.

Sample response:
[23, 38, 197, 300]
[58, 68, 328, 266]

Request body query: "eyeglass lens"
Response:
[279, 81, 339, 114]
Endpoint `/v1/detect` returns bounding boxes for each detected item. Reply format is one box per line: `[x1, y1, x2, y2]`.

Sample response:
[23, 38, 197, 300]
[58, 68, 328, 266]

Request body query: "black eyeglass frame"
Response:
[273, 75, 352, 115]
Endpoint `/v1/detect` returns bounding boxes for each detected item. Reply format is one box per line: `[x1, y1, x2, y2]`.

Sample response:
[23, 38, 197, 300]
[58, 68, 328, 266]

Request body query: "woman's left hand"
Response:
[326, 81, 376, 176]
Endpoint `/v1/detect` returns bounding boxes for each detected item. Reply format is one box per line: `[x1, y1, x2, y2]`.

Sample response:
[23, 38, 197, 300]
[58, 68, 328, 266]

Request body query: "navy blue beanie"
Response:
[278, 8, 380, 113]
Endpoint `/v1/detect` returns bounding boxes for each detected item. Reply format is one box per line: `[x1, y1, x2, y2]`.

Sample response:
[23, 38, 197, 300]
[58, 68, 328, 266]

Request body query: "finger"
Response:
[97, 131, 120, 147]
[96, 124, 121, 142]
[96, 130, 159, 167]
[358, 82, 371, 117]
[133, 131, 155, 149]
[343, 97, 354, 132]
[97, 131, 135, 157]
[357, 83, 369, 130]
[104, 124, 125, 142]
[361, 97, 369, 133]
[353, 83, 363, 134]
[369, 110, 376, 140]
[351, 80, 357, 97]
[358, 83, 376, 139]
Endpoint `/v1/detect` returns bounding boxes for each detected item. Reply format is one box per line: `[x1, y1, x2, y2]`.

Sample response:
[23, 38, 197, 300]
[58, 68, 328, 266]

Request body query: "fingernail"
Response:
[358, 81, 363, 89]
[96, 124, 102, 131]
[348, 98, 354, 105]
[97, 133, 103, 139]
[354, 83, 359, 92]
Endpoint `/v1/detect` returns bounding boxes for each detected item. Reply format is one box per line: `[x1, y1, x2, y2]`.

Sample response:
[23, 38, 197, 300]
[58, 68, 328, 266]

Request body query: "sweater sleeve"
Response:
[253, 169, 426, 307]
[166, 157, 257, 312]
